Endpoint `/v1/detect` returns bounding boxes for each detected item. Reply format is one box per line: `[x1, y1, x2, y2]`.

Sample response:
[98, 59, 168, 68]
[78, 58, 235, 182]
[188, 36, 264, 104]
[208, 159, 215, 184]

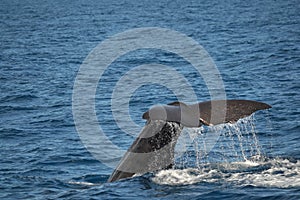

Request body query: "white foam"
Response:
[68, 181, 97, 186]
[152, 158, 300, 188]
[152, 168, 214, 185]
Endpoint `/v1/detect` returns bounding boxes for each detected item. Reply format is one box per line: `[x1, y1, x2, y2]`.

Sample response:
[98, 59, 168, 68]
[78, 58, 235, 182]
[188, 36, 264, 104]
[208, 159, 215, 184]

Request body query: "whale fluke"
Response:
[143, 100, 271, 127]
[196, 100, 271, 125]
[108, 99, 271, 182]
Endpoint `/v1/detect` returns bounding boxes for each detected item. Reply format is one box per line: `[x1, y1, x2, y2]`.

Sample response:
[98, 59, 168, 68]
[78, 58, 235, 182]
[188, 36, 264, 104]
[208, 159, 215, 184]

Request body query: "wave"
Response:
[0, 94, 38, 103]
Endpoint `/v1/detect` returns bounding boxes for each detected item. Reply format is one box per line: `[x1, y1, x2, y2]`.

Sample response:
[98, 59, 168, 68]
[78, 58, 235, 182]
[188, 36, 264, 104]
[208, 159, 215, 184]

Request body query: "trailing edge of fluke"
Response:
[108, 99, 271, 182]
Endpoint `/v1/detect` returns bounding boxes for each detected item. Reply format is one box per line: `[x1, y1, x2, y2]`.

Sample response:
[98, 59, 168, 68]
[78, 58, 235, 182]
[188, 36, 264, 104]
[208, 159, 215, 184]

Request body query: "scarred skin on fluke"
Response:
[108, 100, 271, 182]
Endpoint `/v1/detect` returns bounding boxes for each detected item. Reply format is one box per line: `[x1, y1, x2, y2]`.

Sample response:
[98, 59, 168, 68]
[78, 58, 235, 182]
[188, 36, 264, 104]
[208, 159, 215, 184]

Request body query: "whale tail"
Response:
[142, 100, 271, 127]
[108, 99, 271, 182]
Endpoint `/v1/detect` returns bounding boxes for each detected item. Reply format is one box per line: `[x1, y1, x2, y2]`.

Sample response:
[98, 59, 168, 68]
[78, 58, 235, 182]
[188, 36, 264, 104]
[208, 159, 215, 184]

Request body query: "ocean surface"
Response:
[1, 0, 299, 199]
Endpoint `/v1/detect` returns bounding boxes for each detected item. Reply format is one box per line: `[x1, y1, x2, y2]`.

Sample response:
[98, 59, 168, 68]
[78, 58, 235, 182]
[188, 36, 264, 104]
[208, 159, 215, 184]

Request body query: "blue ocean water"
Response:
[1, 0, 299, 199]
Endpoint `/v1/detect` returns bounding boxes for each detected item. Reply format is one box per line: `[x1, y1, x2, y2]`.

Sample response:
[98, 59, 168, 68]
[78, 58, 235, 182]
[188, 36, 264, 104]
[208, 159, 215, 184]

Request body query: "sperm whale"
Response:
[108, 99, 271, 182]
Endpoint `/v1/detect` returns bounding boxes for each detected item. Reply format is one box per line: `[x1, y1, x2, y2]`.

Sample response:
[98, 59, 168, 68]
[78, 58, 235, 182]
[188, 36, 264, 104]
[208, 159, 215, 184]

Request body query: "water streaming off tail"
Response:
[175, 114, 262, 168]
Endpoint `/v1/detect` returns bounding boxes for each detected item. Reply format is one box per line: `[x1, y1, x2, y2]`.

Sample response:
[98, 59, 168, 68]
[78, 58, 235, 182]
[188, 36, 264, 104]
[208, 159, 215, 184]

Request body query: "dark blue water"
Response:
[1, 0, 299, 199]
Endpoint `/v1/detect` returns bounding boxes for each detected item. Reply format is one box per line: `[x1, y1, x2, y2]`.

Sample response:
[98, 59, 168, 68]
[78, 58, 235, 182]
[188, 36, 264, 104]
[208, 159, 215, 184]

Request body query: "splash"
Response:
[153, 115, 300, 188]
[152, 158, 300, 188]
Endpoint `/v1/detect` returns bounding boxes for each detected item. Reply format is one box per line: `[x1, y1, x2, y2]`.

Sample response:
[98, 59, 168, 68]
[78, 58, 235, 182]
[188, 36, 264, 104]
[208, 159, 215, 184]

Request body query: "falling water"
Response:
[174, 114, 263, 169]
